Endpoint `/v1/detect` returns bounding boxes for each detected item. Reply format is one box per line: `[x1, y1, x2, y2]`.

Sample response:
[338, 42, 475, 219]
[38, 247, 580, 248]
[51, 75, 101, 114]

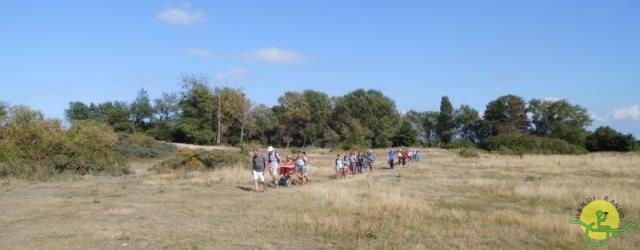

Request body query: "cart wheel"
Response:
[285, 176, 292, 187]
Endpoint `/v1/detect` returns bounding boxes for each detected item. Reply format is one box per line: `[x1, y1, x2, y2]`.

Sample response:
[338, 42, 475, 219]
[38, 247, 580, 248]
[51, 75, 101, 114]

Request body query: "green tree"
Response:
[274, 92, 311, 147]
[455, 105, 480, 142]
[437, 96, 455, 144]
[528, 99, 592, 145]
[586, 126, 637, 152]
[404, 110, 426, 145]
[213, 87, 250, 145]
[303, 90, 333, 147]
[422, 111, 440, 147]
[130, 88, 154, 131]
[174, 75, 215, 144]
[98, 101, 131, 132]
[484, 95, 528, 135]
[148, 92, 180, 141]
[392, 119, 417, 146]
[332, 89, 399, 148]
[65, 101, 104, 122]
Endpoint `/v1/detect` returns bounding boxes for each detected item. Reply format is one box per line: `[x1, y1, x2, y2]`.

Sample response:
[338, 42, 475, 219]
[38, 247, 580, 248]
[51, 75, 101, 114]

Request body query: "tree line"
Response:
[62, 74, 639, 153]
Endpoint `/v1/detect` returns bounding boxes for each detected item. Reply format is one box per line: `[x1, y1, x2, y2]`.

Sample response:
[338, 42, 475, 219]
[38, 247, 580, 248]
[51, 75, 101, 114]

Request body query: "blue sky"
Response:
[1, 0, 639, 136]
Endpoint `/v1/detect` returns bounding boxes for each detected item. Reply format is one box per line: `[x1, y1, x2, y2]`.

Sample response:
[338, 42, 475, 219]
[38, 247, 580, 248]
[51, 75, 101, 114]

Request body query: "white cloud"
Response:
[589, 112, 606, 122]
[246, 47, 308, 64]
[544, 97, 561, 102]
[157, 6, 205, 26]
[186, 48, 215, 59]
[613, 105, 640, 120]
[215, 67, 249, 82]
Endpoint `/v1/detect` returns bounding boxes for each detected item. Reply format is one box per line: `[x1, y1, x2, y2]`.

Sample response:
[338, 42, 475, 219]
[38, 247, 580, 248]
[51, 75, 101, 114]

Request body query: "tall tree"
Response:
[422, 111, 440, 147]
[149, 92, 180, 141]
[246, 104, 276, 145]
[302, 90, 333, 147]
[213, 87, 250, 145]
[175, 74, 215, 144]
[332, 89, 400, 147]
[586, 126, 638, 152]
[455, 105, 480, 141]
[275, 92, 311, 147]
[98, 101, 131, 132]
[130, 88, 154, 130]
[528, 98, 592, 145]
[392, 119, 417, 146]
[404, 110, 426, 145]
[437, 96, 455, 144]
[484, 95, 528, 135]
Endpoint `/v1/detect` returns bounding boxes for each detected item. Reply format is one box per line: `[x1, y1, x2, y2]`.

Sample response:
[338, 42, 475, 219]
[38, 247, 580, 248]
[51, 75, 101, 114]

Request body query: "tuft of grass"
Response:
[458, 148, 480, 158]
[117, 232, 130, 241]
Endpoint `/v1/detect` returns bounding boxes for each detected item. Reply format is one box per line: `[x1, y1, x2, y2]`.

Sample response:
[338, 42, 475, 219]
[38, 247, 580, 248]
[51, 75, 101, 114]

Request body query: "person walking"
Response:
[266, 146, 281, 187]
[251, 149, 267, 192]
[296, 152, 309, 185]
[387, 150, 396, 169]
[335, 154, 345, 178]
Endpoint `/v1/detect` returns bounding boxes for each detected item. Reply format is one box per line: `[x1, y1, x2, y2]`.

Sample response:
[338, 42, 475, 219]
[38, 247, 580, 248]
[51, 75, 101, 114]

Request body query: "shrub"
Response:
[458, 148, 480, 158]
[483, 134, 587, 155]
[151, 148, 247, 173]
[444, 140, 476, 149]
[114, 133, 176, 158]
[586, 126, 638, 152]
[0, 106, 129, 178]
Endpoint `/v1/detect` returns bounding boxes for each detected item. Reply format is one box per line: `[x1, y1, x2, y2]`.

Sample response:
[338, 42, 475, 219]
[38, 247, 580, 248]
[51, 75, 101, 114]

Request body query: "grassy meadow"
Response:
[1, 149, 639, 249]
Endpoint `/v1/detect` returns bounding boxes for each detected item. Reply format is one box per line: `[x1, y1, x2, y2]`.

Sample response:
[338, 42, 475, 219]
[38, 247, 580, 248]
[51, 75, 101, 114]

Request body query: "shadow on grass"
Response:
[235, 186, 254, 192]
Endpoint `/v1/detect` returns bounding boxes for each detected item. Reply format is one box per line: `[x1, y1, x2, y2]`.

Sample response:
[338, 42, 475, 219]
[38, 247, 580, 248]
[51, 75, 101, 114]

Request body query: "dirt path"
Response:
[169, 142, 240, 151]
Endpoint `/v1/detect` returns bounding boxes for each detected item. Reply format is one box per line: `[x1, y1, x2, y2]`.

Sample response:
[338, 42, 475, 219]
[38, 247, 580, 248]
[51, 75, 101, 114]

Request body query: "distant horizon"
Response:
[1, 1, 638, 136]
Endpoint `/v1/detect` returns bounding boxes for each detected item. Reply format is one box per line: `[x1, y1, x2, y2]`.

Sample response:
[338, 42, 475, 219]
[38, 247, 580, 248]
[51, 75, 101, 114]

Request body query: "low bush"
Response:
[444, 140, 476, 149]
[0, 105, 129, 178]
[114, 133, 176, 158]
[458, 148, 480, 158]
[151, 148, 247, 173]
[483, 134, 587, 155]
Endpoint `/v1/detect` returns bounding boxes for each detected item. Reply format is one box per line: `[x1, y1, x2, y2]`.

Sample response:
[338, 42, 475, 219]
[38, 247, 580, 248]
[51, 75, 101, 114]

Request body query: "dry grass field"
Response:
[1, 149, 639, 249]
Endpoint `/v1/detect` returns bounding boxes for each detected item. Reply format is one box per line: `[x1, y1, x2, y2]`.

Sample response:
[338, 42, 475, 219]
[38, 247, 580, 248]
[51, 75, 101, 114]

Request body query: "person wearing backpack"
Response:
[267, 146, 281, 187]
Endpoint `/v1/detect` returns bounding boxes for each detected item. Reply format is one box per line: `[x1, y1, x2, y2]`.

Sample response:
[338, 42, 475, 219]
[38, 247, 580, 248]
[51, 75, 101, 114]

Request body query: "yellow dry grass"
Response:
[0, 149, 639, 249]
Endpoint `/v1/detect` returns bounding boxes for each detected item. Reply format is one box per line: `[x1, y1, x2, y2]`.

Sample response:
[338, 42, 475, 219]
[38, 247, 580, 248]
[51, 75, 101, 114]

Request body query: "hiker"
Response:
[356, 152, 365, 173]
[349, 151, 357, 174]
[407, 149, 414, 162]
[251, 149, 267, 192]
[366, 150, 376, 171]
[414, 150, 421, 162]
[343, 155, 350, 174]
[401, 149, 409, 167]
[335, 154, 346, 178]
[388, 150, 396, 169]
[267, 146, 281, 187]
[296, 152, 309, 185]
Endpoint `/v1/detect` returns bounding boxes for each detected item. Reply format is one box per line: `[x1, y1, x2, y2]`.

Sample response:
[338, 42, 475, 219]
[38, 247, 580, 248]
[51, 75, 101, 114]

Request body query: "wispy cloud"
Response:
[544, 97, 561, 102]
[245, 47, 309, 64]
[613, 105, 640, 120]
[186, 48, 215, 59]
[589, 112, 606, 122]
[157, 5, 205, 26]
[215, 67, 249, 82]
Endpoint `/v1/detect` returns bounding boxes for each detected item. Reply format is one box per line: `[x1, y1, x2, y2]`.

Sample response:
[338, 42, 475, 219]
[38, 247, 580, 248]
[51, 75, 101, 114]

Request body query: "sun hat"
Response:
[267, 146, 274, 152]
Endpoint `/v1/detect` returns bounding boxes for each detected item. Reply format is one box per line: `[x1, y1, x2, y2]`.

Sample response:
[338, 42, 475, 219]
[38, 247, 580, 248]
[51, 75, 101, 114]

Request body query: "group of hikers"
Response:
[251, 146, 308, 192]
[251, 146, 422, 192]
[386, 149, 421, 169]
[334, 150, 377, 178]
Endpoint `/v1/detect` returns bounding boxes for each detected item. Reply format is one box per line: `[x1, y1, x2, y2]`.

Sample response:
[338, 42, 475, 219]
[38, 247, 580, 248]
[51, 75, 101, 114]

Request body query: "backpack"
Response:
[269, 151, 281, 164]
